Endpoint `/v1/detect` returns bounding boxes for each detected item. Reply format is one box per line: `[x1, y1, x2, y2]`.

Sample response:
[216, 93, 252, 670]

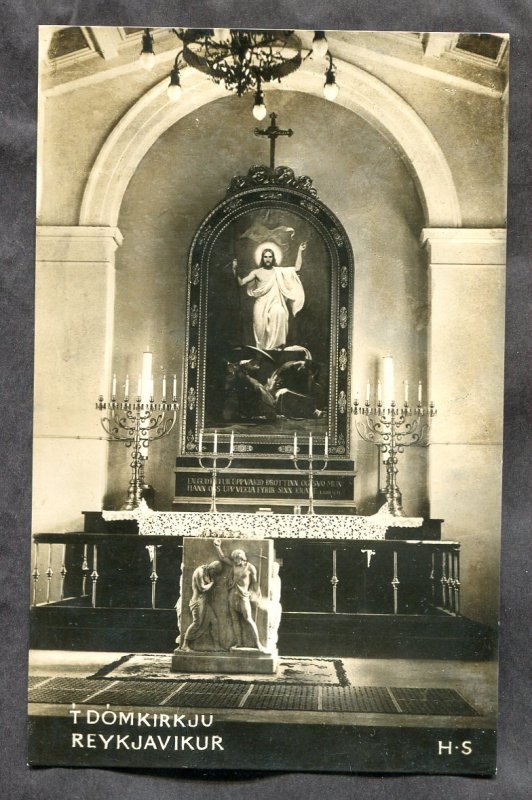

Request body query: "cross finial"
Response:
[254, 112, 294, 169]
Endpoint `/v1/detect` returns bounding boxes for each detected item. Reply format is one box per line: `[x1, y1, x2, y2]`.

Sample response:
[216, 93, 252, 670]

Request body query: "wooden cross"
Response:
[254, 112, 293, 169]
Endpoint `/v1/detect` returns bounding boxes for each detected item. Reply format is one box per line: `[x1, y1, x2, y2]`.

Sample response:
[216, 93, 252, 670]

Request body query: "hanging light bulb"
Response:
[252, 85, 267, 120]
[139, 28, 156, 71]
[167, 62, 182, 101]
[312, 31, 329, 58]
[323, 57, 338, 101]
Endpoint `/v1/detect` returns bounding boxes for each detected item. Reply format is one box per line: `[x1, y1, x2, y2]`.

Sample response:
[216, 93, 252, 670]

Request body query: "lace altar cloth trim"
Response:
[102, 502, 423, 540]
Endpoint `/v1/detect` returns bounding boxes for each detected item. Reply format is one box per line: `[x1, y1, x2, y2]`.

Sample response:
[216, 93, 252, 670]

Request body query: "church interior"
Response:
[29, 27, 507, 762]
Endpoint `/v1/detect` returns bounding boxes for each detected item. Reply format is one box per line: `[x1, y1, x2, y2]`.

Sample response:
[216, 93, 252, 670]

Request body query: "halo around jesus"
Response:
[254, 241, 283, 266]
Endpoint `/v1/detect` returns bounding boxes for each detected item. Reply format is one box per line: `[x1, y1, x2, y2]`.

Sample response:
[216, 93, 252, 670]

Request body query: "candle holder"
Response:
[292, 436, 329, 515]
[352, 398, 436, 516]
[96, 394, 179, 510]
[197, 431, 234, 513]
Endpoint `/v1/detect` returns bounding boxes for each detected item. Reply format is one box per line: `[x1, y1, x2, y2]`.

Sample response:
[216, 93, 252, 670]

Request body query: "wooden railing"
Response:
[31, 533, 460, 617]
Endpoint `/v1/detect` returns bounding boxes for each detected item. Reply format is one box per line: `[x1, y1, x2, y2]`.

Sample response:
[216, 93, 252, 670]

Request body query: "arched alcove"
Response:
[80, 58, 461, 229]
[105, 88, 430, 514]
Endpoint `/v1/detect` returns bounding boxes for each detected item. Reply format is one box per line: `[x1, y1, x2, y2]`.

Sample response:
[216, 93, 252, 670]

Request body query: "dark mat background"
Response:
[1, 0, 529, 797]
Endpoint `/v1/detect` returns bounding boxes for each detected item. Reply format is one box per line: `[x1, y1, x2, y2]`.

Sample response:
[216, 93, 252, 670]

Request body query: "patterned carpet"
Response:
[92, 653, 347, 685]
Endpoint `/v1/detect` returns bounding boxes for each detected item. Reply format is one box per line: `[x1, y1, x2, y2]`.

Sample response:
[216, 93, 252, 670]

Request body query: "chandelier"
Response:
[139, 28, 339, 119]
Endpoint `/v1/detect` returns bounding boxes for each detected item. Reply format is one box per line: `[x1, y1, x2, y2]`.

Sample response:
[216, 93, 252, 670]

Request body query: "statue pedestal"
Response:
[171, 648, 278, 675]
[171, 537, 281, 675]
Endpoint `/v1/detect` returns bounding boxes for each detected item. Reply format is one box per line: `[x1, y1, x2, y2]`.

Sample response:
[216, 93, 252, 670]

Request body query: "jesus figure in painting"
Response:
[232, 241, 306, 350]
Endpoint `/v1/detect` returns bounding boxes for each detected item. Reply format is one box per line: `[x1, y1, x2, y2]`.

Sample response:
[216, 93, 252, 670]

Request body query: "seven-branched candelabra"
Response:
[352, 398, 436, 516]
[97, 393, 179, 510]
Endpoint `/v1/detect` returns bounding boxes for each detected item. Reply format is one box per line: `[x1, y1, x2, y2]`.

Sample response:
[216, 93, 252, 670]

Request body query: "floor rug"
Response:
[92, 653, 347, 685]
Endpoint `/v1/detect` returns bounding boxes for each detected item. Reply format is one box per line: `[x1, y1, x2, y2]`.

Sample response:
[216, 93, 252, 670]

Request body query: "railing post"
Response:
[392, 549, 400, 614]
[330, 548, 339, 613]
[32, 541, 40, 607]
[441, 550, 449, 610]
[81, 544, 90, 597]
[454, 547, 461, 615]
[150, 545, 158, 610]
[45, 544, 54, 604]
[91, 545, 99, 608]
[429, 550, 436, 606]
[59, 544, 67, 601]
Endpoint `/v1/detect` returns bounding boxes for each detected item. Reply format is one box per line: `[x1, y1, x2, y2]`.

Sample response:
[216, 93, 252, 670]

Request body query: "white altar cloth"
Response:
[102, 502, 423, 540]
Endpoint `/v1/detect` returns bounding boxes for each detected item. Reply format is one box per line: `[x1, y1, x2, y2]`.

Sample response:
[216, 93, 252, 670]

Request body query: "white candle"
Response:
[137, 374, 142, 398]
[309, 432, 313, 458]
[230, 429, 234, 455]
[124, 374, 129, 400]
[214, 429, 218, 454]
[172, 374, 177, 401]
[366, 381, 371, 404]
[162, 374, 166, 401]
[293, 431, 297, 455]
[404, 380, 409, 404]
[354, 384, 360, 402]
[198, 429, 203, 452]
[324, 432, 329, 457]
[382, 355, 394, 408]
[111, 373, 117, 399]
[377, 380, 382, 403]
[141, 348, 152, 405]
[149, 376, 154, 401]
[418, 381, 423, 404]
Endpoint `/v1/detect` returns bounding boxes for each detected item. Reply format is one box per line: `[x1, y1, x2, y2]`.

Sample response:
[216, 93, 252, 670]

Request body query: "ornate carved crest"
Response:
[227, 165, 318, 197]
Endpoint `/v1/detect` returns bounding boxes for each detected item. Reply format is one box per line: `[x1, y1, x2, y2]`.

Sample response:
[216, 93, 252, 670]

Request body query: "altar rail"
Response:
[31, 533, 460, 617]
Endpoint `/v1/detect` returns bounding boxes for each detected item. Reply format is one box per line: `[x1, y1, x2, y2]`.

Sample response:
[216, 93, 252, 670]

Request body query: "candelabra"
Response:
[352, 398, 436, 516]
[291, 432, 329, 515]
[197, 429, 234, 513]
[97, 392, 179, 510]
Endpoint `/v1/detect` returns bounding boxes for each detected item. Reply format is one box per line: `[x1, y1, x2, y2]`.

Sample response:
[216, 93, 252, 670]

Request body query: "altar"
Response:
[101, 504, 425, 539]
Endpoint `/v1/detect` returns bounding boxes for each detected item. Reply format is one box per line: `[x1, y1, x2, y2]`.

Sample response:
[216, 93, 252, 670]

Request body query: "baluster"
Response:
[440, 550, 448, 610]
[330, 549, 339, 613]
[454, 548, 461, 615]
[45, 544, 54, 604]
[429, 550, 436, 606]
[449, 549, 456, 613]
[81, 544, 89, 597]
[150, 545, 158, 610]
[91, 545, 99, 608]
[32, 542, 40, 607]
[392, 549, 400, 614]
[59, 544, 67, 601]
[446, 549, 451, 610]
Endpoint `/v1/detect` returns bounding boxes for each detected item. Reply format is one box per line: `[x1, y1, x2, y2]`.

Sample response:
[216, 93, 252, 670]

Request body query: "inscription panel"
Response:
[176, 472, 354, 502]
[175, 455, 356, 507]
